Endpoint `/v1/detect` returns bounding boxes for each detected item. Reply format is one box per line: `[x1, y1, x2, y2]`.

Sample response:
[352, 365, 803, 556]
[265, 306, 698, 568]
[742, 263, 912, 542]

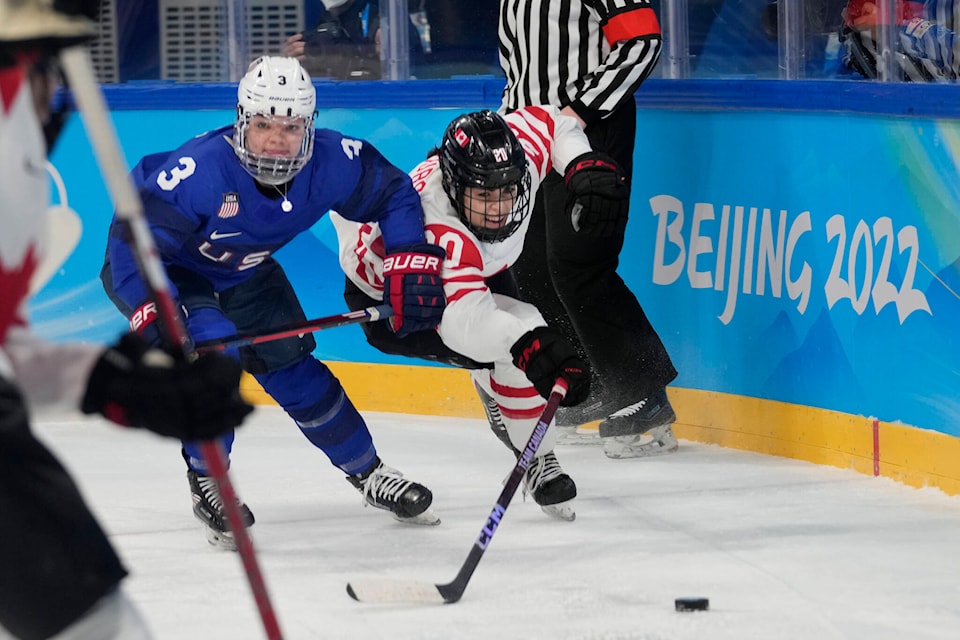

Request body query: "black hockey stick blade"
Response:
[346, 379, 569, 605]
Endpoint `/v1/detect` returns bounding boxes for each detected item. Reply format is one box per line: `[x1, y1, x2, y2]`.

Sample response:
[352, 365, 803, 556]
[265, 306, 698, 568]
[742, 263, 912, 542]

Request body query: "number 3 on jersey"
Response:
[156, 156, 197, 191]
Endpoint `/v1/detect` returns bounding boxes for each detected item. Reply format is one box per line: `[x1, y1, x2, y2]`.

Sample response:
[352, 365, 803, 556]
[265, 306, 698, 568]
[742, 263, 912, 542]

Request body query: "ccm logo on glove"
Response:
[564, 151, 629, 238]
[511, 326, 592, 407]
[567, 157, 618, 174]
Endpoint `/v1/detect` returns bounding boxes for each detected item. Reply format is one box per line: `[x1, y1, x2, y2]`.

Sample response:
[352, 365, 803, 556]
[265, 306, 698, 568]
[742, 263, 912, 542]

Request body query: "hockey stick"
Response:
[58, 47, 284, 640]
[195, 304, 392, 353]
[346, 378, 569, 604]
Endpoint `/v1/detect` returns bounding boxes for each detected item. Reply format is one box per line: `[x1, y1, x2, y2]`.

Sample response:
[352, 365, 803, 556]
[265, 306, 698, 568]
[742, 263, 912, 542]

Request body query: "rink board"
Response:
[239, 365, 960, 497]
[30, 78, 960, 498]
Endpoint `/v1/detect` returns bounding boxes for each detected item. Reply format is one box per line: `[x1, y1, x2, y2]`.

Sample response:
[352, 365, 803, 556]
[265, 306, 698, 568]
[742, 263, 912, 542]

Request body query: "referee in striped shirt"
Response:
[499, 0, 679, 459]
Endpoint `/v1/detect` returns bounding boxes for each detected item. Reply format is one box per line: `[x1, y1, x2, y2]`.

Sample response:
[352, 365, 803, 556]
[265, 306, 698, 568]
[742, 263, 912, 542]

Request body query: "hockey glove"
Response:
[564, 151, 629, 238]
[510, 326, 591, 407]
[81, 332, 253, 440]
[382, 243, 447, 338]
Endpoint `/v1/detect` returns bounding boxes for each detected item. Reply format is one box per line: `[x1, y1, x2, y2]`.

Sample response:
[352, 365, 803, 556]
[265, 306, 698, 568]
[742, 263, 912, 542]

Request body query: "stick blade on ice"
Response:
[346, 580, 447, 604]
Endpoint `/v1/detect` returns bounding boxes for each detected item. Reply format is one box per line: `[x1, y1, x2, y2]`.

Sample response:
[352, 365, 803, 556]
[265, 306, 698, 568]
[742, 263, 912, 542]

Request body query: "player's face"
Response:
[461, 184, 518, 230]
[245, 114, 308, 158]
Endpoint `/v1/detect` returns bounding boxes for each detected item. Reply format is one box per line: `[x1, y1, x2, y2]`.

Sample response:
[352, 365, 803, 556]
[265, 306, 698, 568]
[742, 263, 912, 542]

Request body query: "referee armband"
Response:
[602, 7, 661, 45]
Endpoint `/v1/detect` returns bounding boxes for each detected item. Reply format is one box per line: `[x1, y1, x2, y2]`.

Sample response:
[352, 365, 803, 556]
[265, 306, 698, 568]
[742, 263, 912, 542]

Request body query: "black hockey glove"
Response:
[383, 243, 447, 338]
[564, 151, 629, 238]
[510, 326, 591, 407]
[81, 332, 253, 440]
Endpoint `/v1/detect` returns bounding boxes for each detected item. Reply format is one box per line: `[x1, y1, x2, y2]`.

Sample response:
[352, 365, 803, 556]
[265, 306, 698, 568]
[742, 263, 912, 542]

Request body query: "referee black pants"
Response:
[512, 100, 677, 410]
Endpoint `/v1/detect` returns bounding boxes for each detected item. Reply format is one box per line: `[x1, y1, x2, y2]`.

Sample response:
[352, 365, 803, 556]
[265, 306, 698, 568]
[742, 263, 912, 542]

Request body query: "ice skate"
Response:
[555, 421, 604, 446]
[598, 389, 679, 459]
[475, 382, 520, 455]
[555, 396, 610, 446]
[348, 458, 440, 526]
[523, 451, 577, 521]
[188, 469, 255, 551]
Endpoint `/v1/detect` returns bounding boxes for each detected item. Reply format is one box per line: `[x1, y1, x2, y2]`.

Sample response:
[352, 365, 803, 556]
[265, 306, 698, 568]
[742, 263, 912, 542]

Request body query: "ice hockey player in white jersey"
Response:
[333, 107, 631, 521]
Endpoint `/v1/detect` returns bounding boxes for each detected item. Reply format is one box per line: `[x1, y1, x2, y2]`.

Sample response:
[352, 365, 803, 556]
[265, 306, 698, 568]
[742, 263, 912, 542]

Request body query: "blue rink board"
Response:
[31, 78, 960, 437]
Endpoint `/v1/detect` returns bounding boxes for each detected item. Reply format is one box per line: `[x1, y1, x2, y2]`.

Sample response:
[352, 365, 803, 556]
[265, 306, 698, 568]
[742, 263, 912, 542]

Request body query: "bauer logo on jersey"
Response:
[454, 128, 469, 147]
[217, 192, 240, 218]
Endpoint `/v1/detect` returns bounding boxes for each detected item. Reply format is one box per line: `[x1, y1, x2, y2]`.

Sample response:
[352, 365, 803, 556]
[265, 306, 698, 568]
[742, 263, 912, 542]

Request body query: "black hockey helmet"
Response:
[439, 110, 531, 243]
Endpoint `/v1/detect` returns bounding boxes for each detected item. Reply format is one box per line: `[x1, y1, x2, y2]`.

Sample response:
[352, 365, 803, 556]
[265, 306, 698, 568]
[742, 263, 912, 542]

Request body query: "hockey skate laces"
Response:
[608, 397, 650, 419]
[196, 475, 225, 511]
[361, 465, 413, 505]
[523, 453, 565, 497]
[196, 474, 246, 512]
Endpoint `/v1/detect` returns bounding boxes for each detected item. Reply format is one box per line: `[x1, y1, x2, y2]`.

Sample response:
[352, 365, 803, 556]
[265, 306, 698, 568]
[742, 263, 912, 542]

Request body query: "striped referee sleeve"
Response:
[499, 0, 661, 123]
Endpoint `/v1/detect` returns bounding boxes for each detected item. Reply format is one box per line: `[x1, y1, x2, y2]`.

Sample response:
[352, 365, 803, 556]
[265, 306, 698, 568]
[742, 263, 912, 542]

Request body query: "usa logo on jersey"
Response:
[217, 192, 240, 218]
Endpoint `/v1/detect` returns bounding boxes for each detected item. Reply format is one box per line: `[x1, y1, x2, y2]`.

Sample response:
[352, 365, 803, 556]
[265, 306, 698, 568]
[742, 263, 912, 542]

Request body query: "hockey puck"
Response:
[675, 597, 709, 612]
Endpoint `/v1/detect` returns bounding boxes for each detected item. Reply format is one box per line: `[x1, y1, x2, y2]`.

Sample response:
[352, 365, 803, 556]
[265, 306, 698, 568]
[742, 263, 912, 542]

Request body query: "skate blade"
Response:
[540, 500, 576, 522]
[602, 430, 679, 459]
[204, 525, 239, 551]
[555, 421, 602, 446]
[394, 507, 441, 526]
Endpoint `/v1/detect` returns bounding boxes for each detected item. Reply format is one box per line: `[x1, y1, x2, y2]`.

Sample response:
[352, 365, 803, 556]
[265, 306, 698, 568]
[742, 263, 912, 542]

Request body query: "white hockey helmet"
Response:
[0, 0, 99, 53]
[233, 55, 317, 186]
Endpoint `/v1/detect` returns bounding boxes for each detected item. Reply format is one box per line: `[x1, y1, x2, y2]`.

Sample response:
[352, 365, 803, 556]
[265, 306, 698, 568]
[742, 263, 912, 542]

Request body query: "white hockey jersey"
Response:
[332, 105, 593, 365]
[0, 65, 99, 413]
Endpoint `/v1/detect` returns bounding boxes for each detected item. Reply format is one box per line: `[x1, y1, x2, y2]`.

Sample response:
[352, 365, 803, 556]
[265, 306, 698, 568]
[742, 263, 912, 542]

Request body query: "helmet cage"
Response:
[234, 111, 315, 186]
[439, 111, 531, 243]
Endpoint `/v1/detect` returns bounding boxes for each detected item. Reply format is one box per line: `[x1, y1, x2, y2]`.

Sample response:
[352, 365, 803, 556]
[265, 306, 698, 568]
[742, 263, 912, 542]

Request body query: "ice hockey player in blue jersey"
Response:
[101, 56, 446, 549]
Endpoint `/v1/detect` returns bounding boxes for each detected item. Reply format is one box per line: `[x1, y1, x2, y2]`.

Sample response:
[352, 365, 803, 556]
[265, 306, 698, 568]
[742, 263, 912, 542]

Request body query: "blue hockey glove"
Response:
[81, 332, 253, 440]
[184, 306, 241, 361]
[510, 326, 591, 407]
[382, 243, 446, 337]
[564, 152, 629, 238]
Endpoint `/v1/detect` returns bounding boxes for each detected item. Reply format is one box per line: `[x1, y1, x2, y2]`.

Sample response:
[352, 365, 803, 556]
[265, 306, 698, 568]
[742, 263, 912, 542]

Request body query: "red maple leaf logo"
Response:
[0, 244, 39, 344]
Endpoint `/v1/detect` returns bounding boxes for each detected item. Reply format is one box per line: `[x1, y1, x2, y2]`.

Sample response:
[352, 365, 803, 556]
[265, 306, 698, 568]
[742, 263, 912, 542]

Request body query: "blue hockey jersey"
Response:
[105, 125, 427, 309]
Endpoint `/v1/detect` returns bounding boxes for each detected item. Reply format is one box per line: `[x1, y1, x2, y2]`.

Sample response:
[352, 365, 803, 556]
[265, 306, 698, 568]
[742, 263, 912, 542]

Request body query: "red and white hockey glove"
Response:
[382, 243, 447, 337]
[564, 151, 629, 238]
[511, 326, 591, 407]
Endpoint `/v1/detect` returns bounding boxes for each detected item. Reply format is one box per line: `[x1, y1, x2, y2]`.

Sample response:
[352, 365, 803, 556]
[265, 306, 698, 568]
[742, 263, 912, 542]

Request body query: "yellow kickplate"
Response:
[575, 420, 601, 435]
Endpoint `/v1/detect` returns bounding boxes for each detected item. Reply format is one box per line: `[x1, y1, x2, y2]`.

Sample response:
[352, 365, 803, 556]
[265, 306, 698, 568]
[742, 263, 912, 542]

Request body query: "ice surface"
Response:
[31, 406, 960, 640]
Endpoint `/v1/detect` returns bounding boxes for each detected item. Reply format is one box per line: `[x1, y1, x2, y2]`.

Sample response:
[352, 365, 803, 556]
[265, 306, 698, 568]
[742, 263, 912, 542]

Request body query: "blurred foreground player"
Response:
[334, 108, 628, 520]
[0, 1, 252, 638]
[101, 56, 446, 549]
